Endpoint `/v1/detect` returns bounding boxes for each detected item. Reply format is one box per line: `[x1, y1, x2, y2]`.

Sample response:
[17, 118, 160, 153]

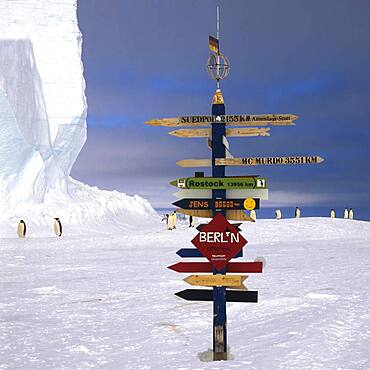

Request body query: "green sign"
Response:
[170, 177, 266, 190]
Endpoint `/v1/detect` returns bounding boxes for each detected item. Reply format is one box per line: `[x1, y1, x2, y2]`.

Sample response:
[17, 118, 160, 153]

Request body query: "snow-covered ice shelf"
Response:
[0, 0, 156, 227]
[1, 218, 369, 369]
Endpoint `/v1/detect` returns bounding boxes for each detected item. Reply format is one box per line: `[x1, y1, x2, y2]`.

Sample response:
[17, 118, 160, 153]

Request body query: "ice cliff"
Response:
[0, 0, 158, 231]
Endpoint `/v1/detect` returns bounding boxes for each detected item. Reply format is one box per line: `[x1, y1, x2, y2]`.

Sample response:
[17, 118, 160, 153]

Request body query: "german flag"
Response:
[209, 35, 219, 53]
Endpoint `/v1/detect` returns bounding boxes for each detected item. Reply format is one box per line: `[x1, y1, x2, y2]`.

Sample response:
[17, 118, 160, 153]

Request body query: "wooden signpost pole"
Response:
[211, 90, 228, 360]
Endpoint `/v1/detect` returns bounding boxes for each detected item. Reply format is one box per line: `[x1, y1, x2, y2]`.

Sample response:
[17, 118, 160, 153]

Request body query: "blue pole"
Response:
[211, 90, 228, 360]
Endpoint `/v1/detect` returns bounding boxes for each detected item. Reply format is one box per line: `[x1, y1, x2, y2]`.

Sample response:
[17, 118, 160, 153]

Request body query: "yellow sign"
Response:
[244, 198, 256, 211]
[176, 159, 211, 167]
[184, 274, 248, 290]
[216, 156, 324, 166]
[177, 209, 255, 222]
[169, 127, 270, 138]
[145, 114, 298, 127]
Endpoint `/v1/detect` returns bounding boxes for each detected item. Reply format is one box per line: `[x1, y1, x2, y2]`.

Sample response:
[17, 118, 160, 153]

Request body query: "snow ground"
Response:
[1, 217, 369, 370]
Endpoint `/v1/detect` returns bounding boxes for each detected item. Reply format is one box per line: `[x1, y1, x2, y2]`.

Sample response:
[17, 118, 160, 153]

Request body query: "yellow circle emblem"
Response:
[244, 198, 256, 210]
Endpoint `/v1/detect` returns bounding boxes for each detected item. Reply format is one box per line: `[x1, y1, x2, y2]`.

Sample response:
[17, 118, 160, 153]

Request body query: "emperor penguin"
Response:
[330, 209, 336, 218]
[54, 217, 62, 237]
[344, 208, 349, 219]
[275, 209, 282, 220]
[349, 208, 354, 220]
[17, 219, 26, 238]
[295, 207, 301, 218]
[167, 214, 174, 230]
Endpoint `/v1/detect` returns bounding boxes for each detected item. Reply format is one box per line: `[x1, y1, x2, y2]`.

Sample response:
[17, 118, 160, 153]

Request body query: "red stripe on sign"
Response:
[167, 262, 212, 273]
[227, 262, 263, 273]
[167, 261, 263, 273]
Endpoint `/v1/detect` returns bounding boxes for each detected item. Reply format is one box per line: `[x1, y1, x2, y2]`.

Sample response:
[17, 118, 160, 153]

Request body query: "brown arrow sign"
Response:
[216, 156, 325, 166]
[145, 114, 298, 127]
[184, 274, 248, 290]
[169, 127, 270, 138]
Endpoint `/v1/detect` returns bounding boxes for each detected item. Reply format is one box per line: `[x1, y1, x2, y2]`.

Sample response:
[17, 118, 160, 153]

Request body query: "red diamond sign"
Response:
[191, 212, 248, 271]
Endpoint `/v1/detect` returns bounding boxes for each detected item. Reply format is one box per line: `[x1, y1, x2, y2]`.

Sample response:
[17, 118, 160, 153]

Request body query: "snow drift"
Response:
[0, 0, 158, 232]
[1, 218, 369, 368]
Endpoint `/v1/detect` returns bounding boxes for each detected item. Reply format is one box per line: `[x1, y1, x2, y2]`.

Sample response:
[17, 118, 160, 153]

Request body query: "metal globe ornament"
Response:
[206, 53, 230, 82]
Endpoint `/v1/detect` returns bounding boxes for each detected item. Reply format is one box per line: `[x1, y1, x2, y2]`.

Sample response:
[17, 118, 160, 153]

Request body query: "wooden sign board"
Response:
[176, 209, 213, 218]
[145, 114, 298, 127]
[216, 156, 324, 166]
[176, 159, 212, 167]
[175, 289, 258, 303]
[176, 248, 243, 259]
[184, 274, 248, 290]
[174, 189, 269, 200]
[167, 261, 263, 273]
[172, 198, 260, 210]
[169, 127, 270, 138]
[170, 177, 266, 190]
[177, 156, 324, 167]
[177, 209, 256, 222]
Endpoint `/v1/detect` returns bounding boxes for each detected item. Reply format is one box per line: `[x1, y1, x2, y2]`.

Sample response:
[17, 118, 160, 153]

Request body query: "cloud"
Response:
[75, 0, 370, 209]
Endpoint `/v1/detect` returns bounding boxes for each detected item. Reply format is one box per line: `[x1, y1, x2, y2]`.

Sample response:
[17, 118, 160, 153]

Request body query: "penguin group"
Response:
[16, 218, 63, 238]
[344, 208, 354, 220]
[329, 208, 354, 219]
[163, 211, 177, 230]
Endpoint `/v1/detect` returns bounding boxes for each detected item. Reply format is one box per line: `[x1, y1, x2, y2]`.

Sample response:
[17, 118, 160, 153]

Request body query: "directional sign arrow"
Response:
[177, 209, 255, 222]
[170, 177, 266, 189]
[184, 274, 248, 290]
[172, 198, 260, 210]
[216, 156, 325, 166]
[167, 262, 263, 273]
[145, 114, 298, 127]
[169, 127, 271, 138]
[174, 189, 269, 201]
[176, 248, 243, 259]
[176, 209, 213, 218]
[175, 289, 258, 303]
[176, 159, 212, 167]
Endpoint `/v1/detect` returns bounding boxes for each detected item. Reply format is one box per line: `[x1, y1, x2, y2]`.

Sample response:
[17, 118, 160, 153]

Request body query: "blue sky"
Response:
[72, 0, 370, 209]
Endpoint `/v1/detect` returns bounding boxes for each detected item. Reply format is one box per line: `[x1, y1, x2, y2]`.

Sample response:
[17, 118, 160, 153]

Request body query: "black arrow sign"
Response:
[176, 248, 243, 259]
[196, 222, 242, 231]
[175, 289, 258, 303]
[173, 198, 260, 210]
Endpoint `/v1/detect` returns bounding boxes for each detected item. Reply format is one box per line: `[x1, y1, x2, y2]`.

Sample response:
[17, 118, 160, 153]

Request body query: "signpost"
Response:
[175, 289, 258, 302]
[176, 156, 324, 167]
[145, 114, 298, 127]
[176, 209, 256, 222]
[167, 261, 263, 273]
[217, 155, 325, 166]
[174, 188, 269, 200]
[169, 127, 271, 138]
[184, 274, 248, 289]
[172, 198, 260, 210]
[145, 6, 323, 361]
[170, 176, 266, 189]
[176, 248, 243, 259]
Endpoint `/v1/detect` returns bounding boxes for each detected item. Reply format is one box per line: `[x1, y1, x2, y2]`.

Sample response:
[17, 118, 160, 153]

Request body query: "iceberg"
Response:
[0, 0, 158, 231]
